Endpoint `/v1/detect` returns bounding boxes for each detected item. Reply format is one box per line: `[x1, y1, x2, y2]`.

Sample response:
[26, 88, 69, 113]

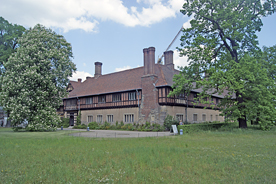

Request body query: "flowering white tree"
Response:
[0, 24, 76, 131]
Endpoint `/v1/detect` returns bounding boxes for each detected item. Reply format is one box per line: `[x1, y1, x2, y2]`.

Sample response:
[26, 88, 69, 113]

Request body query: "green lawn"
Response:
[0, 127, 275, 183]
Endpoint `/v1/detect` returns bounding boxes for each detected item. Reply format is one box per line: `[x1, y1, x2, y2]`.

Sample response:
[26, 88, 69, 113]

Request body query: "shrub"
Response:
[163, 115, 178, 131]
[87, 122, 98, 129]
[178, 122, 233, 133]
[73, 124, 87, 129]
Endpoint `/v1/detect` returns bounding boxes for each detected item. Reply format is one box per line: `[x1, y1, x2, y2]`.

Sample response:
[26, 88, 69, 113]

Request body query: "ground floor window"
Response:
[202, 114, 206, 122]
[88, 115, 93, 123]
[124, 114, 134, 123]
[193, 114, 197, 122]
[176, 114, 184, 122]
[210, 115, 213, 121]
[107, 115, 113, 123]
[97, 115, 103, 123]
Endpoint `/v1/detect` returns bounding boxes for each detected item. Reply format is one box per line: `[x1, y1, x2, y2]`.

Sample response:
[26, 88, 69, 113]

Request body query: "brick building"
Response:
[63, 47, 224, 126]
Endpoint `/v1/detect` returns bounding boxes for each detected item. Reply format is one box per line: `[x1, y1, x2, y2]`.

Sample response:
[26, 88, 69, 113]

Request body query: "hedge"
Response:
[177, 122, 233, 133]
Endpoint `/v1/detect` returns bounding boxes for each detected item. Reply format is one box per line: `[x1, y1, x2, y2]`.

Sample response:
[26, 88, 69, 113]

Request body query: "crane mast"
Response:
[157, 26, 183, 64]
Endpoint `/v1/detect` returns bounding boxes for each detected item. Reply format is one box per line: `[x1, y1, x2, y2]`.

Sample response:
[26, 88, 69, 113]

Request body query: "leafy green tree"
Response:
[170, 0, 276, 128]
[0, 24, 76, 131]
[0, 17, 25, 75]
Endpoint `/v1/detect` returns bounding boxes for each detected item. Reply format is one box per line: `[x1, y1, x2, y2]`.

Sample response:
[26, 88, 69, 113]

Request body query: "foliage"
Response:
[87, 122, 99, 129]
[57, 118, 70, 128]
[0, 24, 76, 131]
[0, 17, 25, 76]
[171, 0, 276, 128]
[76, 111, 81, 126]
[73, 124, 87, 129]
[178, 122, 233, 133]
[163, 115, 179, 131]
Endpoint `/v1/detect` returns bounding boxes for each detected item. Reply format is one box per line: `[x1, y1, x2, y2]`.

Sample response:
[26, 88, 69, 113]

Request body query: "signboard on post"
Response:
[171, 125, 178, 135]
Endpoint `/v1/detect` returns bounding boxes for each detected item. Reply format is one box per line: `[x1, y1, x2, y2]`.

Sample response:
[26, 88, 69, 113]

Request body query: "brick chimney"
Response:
[143, 47, 155, 75]
[164, 50, 174, 70]
[78, 78, 82, 83]
[94, 62, 102, 78]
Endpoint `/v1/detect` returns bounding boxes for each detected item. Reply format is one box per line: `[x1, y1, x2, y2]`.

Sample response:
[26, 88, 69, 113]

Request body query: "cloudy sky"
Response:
[1, 0, 276, 81]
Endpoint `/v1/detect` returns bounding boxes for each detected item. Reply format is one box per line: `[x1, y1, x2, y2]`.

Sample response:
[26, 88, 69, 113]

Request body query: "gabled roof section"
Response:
[67, 64, 179, 98]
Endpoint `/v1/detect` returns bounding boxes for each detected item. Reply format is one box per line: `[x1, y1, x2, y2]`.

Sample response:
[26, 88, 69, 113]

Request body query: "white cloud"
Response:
[0, 0, 185, 32]
[173, 50, 189, 69]
[69, 71, 93, 82]
[115, 66, 132, 72]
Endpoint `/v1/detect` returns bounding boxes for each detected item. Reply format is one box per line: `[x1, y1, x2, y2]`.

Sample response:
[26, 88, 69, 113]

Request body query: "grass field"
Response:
[0, 127, 275, 183]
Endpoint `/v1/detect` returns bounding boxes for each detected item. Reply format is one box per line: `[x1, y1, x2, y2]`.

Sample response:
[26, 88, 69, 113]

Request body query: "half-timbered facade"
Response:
[63, 47, 224, 125]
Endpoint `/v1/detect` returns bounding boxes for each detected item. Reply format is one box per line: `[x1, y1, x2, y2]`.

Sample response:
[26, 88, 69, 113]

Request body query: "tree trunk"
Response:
[238, 116, 247, 128]
[236, 91, 248, 128]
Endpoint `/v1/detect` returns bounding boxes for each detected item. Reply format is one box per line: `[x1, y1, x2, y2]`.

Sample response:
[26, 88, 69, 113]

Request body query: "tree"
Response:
[0, 17, 25, 76]
[170, 0, 276, 128]
[0, 24, 76, 131]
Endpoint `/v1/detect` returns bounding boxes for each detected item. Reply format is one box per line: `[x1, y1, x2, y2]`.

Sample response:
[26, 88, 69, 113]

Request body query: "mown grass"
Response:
[0, 127, 275, 183]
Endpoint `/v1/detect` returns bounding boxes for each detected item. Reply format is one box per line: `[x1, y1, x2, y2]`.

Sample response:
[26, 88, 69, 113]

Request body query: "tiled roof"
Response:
[67, 64, 178, 98]
[66, 63, 233, 99]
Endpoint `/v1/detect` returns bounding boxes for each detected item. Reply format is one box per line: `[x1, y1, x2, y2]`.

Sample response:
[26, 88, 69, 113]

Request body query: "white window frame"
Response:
[176, 114, 184, 122]
[107, 115, 113, 123]
[202, 114, 206, 122]
[193, 114, 198, 122]
[128, 92, 136, 100]
[112, 93, 121, 102]
[87, 115, 93, 123]
[97, 115, 103, 123]
[124, 114, 134, 123]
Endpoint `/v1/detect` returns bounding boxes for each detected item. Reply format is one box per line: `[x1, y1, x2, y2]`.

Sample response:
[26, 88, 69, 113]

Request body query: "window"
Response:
[88, 115, 93, 123]
[124, 114, 134, 123]
[66, 99, 76, 106]
[210, 115, 213, 121]
[107, 115, 113, 123]
[178, 93, 186, 100]
[202, 114, 206, 122]
[211, 97, 214, 104]
[97, 115, 103, 123]
[216, 98, 219, 104]
[86, 97, 93, 104]
[128, 92, 136, 100]
[193, 114, 197, 122]
[112, 93, 121, 102]
[193, 93, 198, 102]
[98, 95, 105, 103]
[176, 114, 184, 122]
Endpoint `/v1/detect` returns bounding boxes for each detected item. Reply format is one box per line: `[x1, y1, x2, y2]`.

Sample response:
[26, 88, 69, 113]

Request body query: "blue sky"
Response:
[1, 0, 276, 81]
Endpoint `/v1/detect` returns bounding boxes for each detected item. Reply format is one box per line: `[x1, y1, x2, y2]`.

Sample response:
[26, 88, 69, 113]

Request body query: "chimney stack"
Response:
[94, 62, 102, 78]
[164, 50, 174, 70]
[143, 47, 155, 75]
[78, 78, 82, 83]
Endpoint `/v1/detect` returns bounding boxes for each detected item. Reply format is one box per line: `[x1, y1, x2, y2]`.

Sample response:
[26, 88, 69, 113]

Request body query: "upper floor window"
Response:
[86, 97, 93, 104]
[112, 93, 121, 102]
[193, 93, 198, 102]
[98, 95, 106, 103]
[128, 92, 136, 100]
[66, 99, 76, 106]
[178, 93, 186, 100]
[216, 98, 219, 104]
